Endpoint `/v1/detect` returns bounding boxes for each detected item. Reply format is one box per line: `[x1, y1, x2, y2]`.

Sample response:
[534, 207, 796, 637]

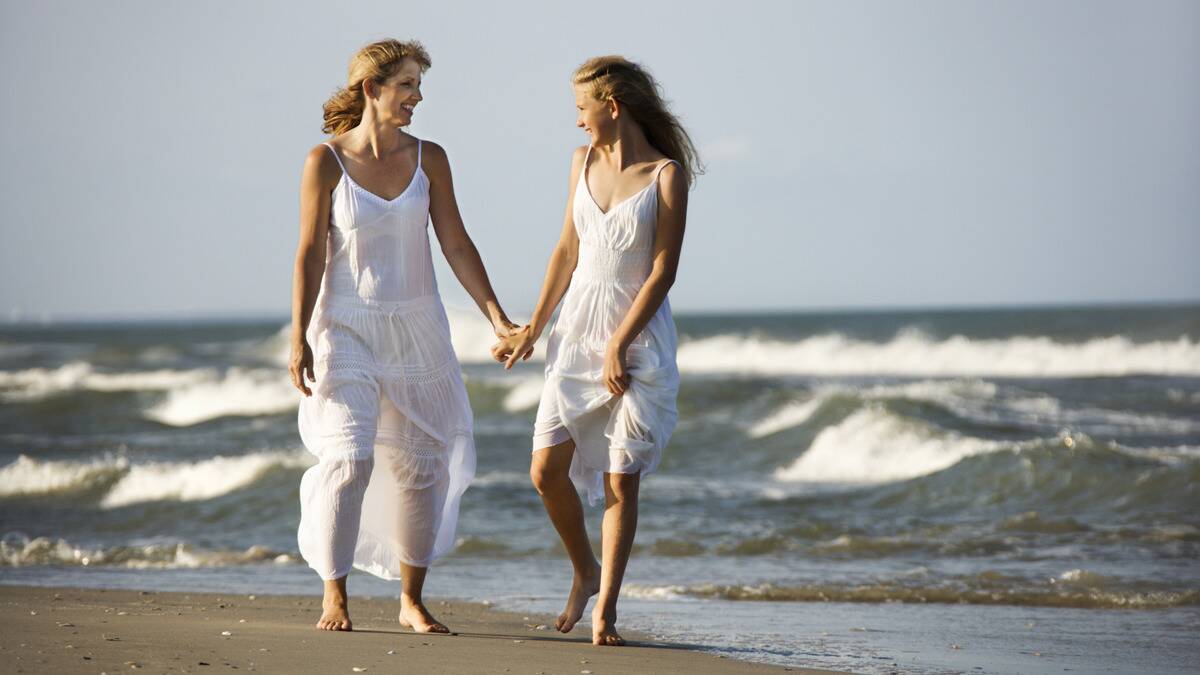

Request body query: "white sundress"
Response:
[297, 138, 475, 579]
[533, 147, 681, 505]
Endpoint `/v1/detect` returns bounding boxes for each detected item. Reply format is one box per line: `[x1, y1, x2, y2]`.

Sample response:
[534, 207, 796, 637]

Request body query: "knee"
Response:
[330, 456, 374, 492]
[604, 473, 640, 506]
[529, 461, 564, 496]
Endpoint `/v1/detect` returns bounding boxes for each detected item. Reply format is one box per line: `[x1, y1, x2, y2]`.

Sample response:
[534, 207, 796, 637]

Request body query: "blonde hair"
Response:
[323, 39, 432, 136]
[573, 56, 702, 185]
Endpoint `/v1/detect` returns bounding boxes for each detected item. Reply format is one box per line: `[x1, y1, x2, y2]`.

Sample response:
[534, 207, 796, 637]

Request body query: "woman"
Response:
[289, 39, 517, 633]
[493, 56, 698, 646]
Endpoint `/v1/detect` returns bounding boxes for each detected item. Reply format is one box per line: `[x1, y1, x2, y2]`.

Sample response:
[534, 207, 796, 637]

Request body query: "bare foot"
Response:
[398, 594, 449, 634]
[591, 608, 625, 646]
[556, 565, 601, 633]
[316, 600, 352, 631]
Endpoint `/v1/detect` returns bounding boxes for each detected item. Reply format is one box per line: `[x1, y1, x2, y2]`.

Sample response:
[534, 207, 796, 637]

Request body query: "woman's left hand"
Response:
[492, 315, 522, 339]
[603, 342, 631, 396]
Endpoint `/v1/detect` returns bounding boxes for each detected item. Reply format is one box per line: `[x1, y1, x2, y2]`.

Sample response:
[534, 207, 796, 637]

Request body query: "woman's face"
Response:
[575, 85, 615, 144]
[370, 58, 424, 127]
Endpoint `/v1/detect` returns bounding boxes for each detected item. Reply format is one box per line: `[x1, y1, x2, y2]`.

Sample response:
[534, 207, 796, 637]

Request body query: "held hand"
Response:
[289, 339, 316, 396]
[603, 342, 631, 396]
[491, 326, 536, 370]
[492, 315, 522, 340]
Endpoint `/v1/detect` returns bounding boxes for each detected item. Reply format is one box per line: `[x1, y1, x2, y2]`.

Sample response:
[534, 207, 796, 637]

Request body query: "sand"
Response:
[0, 585, 847, 674]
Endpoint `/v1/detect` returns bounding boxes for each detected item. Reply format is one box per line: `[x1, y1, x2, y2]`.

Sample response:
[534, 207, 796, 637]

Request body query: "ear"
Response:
[608, 98, 620, 120]
[361, 78, 378, 100]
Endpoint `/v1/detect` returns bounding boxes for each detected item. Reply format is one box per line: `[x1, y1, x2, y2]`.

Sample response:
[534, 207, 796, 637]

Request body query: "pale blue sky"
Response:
[1, 0, 1197, 320]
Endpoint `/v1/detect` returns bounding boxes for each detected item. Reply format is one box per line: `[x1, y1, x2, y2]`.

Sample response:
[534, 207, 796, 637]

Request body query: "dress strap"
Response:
[416, 138, 423, 167]
[322, 142, 347, 175]
[650, 158, 679, 182]
[579, 145, 594, 188]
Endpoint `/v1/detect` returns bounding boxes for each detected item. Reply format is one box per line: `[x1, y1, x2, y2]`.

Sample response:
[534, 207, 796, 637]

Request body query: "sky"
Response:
[1, 0, 1197, 320]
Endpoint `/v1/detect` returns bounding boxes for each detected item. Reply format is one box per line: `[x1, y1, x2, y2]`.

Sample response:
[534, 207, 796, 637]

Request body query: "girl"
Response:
[289, 39, 517, 633]
[493, 56, 698, 646]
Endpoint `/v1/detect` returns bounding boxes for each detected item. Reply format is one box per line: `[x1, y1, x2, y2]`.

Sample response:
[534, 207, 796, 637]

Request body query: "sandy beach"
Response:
[0, 585, 846, 674]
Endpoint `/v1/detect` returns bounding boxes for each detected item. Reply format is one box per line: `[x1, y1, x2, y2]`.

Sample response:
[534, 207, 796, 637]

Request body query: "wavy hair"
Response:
[322, 39, 431, 136]
[573, 56, 702, 185]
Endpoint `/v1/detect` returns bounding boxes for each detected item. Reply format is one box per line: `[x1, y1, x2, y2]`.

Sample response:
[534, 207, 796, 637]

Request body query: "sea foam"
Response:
[677, 330, 1200, 377]
[0, 451, 314, 507]
[773, 406, 1005, 483]
[144, 367, 297, 426]
[0, 362, 213, 401]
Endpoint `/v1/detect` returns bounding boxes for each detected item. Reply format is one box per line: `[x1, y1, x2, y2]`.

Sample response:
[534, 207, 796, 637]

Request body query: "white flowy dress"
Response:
[297, 139, 475, 579]
[532, 148, 681, 505]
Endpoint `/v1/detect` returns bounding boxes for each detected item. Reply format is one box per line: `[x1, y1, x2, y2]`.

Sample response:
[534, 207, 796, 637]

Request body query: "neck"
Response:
[346, 111, 406, 159]
[593, 120, 653, 169]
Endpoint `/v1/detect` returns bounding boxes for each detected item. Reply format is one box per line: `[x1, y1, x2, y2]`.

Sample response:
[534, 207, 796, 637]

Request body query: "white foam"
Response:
[748, 399, 822, 438]
[0, 362, 213, 401]
[677, 330, 1200, 377]
[0, 451, 313, 506]
[144, 367, 298, 426]
[100, 451, 314, 508]
[621, 584, 689, 600]
[0, 454, 128, 497]
[773, 406, 1005, 484]
[0, 533, 296, 569]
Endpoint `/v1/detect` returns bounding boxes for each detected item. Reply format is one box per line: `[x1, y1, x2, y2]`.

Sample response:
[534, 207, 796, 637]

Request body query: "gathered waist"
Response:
[321, 292, 442, 315]
[573, 246, 650, 284]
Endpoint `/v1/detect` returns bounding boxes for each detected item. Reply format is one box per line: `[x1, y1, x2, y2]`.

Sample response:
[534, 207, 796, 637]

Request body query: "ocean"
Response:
[2, 304, 1197, 674]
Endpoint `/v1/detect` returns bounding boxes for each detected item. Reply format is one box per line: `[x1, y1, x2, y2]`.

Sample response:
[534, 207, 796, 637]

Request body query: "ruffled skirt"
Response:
[297, 294, 474, 578]
[534, 288, 678, 505]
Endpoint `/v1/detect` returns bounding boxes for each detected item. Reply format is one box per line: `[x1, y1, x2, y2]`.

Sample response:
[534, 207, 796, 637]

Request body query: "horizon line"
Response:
[3, 297, 1199, 326]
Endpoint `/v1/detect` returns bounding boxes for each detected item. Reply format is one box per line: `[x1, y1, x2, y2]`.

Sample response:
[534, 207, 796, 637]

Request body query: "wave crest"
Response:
[677, 330, 1200, 377]
[0, 451, 313, 507]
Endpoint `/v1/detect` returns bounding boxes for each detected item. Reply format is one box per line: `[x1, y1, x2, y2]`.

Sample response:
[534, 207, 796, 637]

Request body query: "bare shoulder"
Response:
[419, 138, 449, 167]
[303, 142, 342, 188]
[657, 161, 688, 204]
[568, 144, 589, 183]
[571, 144, 590, 166]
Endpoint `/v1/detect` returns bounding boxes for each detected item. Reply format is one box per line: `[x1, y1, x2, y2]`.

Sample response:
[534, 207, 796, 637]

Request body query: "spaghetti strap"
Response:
[322, 142, 347, 175]
[579, 145, 594, 189]
[651, 158, 679, 182]
[416, 138, 423, 167]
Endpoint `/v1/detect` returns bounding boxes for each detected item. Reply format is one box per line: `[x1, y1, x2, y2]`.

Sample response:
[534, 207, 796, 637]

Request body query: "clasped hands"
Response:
[490, 324, 632, 396]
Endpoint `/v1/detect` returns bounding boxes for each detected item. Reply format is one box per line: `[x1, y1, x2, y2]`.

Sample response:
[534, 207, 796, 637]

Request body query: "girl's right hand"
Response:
[289, 339, 316, 396]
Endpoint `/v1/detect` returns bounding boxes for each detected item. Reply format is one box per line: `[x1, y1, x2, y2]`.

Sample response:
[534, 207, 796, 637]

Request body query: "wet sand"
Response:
[0, 585, 847, 674]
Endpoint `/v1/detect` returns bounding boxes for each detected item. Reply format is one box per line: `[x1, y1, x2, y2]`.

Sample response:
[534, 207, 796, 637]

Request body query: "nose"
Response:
[575, 116, 584, 128]
[412, 85, 423, 102]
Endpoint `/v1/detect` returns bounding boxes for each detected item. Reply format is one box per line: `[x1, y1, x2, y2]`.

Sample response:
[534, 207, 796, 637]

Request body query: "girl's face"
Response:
[574, 85, 616, 144]
[370, 58, 424, 127]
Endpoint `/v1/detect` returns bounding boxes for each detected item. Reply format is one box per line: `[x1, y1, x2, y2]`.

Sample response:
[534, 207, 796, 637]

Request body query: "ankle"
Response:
[593, 602, 617, 621]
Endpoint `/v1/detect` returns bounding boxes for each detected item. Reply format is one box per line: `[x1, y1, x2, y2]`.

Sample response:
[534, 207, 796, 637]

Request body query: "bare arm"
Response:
[494, 146, 588, 368]
[288, 145, 340, 396]
[527, 145, 588, 337]
[424, 141, 516, 337]
[603, 162, 688, 394]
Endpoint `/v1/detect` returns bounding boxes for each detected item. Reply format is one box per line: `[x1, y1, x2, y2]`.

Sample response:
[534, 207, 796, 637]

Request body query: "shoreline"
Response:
[0, 585, 847, 674]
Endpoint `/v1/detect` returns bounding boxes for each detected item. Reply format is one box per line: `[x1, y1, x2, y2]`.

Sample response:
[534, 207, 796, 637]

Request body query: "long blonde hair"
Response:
[322, 39, 432, 136]
[573, 56, 702, 185]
